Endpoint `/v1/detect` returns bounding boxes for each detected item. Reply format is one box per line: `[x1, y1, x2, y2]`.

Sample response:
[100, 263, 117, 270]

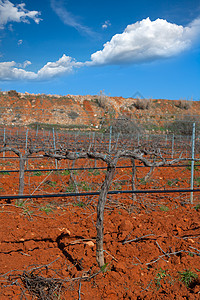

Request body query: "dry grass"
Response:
[132, 98, 151, 110]
[175, 100, 191, 110]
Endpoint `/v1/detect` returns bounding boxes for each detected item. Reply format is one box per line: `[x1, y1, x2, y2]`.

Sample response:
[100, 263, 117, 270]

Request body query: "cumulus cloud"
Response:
[37, 54, 82, 79]
[1, 17, 200, 81]
[89, 17, 200, 66]
[102, 20, 111, 29]
[0, 55, 81, 80]
[0, 0, 42, 29]
[0, 61, 37, 80]
[50, 0, 95, 37]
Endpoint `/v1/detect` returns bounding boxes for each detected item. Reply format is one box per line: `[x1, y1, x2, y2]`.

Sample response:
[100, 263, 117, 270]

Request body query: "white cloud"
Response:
[89, 17, 200, 66]
[0, 61, 37, 80]
[0, 0, 42, 29]
[50, 0, 95, 37]
[0, 55, 81, 80]
[17, 60, 31, 68]
[37, 54, 82, 79]
[1, 17, 200, 81]
[23, 60, 31, 68]
[102, 20, 111, 29]
[17, 39, 23, 45]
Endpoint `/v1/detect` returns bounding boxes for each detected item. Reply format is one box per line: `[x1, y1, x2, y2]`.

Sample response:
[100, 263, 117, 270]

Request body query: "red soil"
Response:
[0, 156, 200, 299]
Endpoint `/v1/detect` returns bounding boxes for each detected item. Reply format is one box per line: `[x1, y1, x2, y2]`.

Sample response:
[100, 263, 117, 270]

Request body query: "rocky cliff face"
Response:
[0, 91, 199, 132]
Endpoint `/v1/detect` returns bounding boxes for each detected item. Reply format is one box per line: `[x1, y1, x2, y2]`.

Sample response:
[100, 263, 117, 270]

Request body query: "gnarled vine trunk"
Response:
[96, 163, 116, 267]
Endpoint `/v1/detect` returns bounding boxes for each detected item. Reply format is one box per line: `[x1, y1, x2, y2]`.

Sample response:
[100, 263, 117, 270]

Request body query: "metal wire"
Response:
[0, 188, 199, 200]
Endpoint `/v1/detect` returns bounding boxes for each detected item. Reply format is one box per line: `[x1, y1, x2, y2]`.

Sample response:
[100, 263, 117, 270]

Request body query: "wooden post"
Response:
[131, 158, 137, 203]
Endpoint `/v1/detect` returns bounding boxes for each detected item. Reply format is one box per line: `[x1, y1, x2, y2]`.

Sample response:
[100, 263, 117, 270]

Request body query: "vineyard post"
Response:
[25, 129, 29, 170]
[165, 134, 167, 146]
[36, 125, 38, 137]
[25, 129, 29, 150]
[52, 128, 58, 169]
[3, 128, 5, 160]
[19, 156, 26, 197]
[93, 132, 97, 168]
[92, 132, 95, 144]
[186, 135, 189, 157]
[190, 123, 195, 204]
[172, 134, 174, 159]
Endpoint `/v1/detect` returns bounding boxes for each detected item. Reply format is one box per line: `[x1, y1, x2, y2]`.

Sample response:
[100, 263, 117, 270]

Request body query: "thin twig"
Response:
[122, 228, 135, 244]
[66, 238, 95, 245]
[155, 241, 170, 258]
[28, 257, 60, 272]
[173, 235, 200, 240]
[104, 250, 118, 262]
[19, 252, 31, 257]
[146, 250, 199, 266]
[189, 246, 200, 253]
[140, 279, 154, 292]
[31, 170, 53, 195]
[132, 256, 142, 265]
[122, 234, 155, 244]
[78, 280, 82, 300]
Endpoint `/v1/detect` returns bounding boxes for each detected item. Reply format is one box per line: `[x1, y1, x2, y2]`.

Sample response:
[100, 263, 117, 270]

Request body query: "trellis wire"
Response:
[0, 188, 200, 200]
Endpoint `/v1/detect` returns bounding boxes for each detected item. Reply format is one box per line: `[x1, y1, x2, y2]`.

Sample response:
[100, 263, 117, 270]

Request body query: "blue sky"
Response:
[0, 0, 200, 100]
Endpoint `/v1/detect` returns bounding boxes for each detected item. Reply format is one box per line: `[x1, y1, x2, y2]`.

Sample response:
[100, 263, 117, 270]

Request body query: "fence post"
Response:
[25, 129, 29, 169]
[171, 134, 174, 159]
[190, 123, 195, 204]
[25, 129, 29, 151]
[3, 128, 5, 160]
[93, 132, 97, 168]
[52, 128, 58, 169]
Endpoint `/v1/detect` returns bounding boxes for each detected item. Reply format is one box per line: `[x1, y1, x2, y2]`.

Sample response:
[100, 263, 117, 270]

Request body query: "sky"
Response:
[0, 0, 200, 100]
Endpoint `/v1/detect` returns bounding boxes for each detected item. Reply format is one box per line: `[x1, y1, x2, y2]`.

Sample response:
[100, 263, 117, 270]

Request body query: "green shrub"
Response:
[193, 203, 200, 211]
[67, 111, 79, 120]
[62, 170, 70, 176]
[154, 268, 171, 290]
[31, 171, 42, 176]
[159, 205, 169, 212]
[178, 269, 198, 288]
[40, 204, 53, 214]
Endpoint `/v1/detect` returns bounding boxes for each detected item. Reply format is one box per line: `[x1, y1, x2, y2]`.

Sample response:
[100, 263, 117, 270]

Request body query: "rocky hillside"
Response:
[0, 90, 199, 133]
